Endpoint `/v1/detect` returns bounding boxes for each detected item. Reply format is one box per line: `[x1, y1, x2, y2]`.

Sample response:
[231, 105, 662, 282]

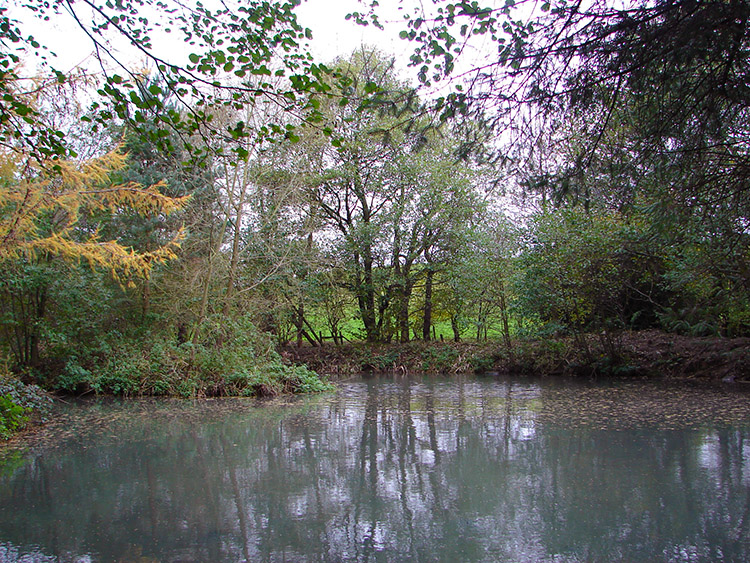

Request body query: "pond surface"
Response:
[1, 375, 750, 562]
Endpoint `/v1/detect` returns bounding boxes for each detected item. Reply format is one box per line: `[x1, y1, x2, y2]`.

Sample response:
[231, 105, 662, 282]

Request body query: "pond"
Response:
[1, 375, 750, 562]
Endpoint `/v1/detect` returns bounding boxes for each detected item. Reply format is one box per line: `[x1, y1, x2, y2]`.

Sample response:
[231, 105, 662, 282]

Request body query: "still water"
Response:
[1, 375, 750, 562]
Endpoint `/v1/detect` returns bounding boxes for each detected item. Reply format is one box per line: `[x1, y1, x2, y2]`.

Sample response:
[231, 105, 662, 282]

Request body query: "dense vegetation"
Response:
[2, 0, 749, 436]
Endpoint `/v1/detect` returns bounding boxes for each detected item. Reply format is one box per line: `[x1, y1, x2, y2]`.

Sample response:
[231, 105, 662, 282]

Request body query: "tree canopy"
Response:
[1, 0, 332, 164]
[0, 149, 187, 280]
[381, 0, 750, 196]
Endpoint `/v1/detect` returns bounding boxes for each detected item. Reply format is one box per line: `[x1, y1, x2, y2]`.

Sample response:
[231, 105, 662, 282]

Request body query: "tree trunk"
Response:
[498, 278, 514, 363]
[29, 286, 46, 367]
[191, 223, 223, 362]
[422, 268, 434, 341]
[451, 315, 461, 342]
[356, 250, 379, 342]
[223, 193, 245, 315]
[295, 303, 304, 348]
[141, 277, 151, 325]
[398, 282, 412, 344]
[191, 257, 213, 363]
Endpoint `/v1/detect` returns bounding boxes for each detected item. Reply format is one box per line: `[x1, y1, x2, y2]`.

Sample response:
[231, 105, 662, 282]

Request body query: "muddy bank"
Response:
[282, 330, 750, 382]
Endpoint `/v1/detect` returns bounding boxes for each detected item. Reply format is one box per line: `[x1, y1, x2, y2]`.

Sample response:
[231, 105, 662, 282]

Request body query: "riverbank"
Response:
[283, 329, 750, 382]
[4, 329, 747, 442]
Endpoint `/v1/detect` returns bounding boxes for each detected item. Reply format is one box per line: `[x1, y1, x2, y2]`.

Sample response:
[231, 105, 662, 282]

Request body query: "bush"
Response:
[420, 346, 460, 372]
[0, 395, 28, 440]
[362, 349, 401, 372]
[468, 352, 496, 373]
[50, 313, 333, 398]
[0, 372, 53, 440]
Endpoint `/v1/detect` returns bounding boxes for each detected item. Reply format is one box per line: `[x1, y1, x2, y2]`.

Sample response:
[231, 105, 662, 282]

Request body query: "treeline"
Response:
[1, 0, 750, 410]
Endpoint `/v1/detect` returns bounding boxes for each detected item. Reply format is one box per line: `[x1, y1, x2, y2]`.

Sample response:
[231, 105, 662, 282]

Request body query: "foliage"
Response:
[2, 0, 748, 405]
[0, 150, 187, 281]
[362, 349, 402, 372]
[0, 395, 29, 440]
[0, 369, 53, 439]
[291, 340, 505, 376]
[2, 0, 329, 163]
[420, 345, 460, 372]
[514, 209, 623, 332]
[55, 313, 332, 398]
[275, 47, 491, 344]
[384, 0, 750, 178]
[0, 146, 189, 370]
[356, 0, 750, 344]
[442, 213, 516, 343]
[511, 207, 662, 361]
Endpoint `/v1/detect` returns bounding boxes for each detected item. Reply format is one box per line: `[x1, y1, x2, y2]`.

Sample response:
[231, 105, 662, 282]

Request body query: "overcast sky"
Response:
[9, 0, 504, 101]
[295, 0, 406, 65]
[9, 0, 408, 76]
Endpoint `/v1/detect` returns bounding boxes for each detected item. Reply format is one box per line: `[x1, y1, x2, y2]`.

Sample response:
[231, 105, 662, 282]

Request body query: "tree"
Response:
[434, 211, 515, 344]
[0, 149, 187, 367]
[510, 206, 670, 361]
[292, 47, 419, 342]
[286, 47, 490, 343]
[0, 1, 343, 395]
[386, 132, 484, 343]
[387, 2, 749, 149]
[351, 1, 750, 222]
[0, 150, 186, 274]
[2, 0, 328, 164]
[372, 0, 750, 337]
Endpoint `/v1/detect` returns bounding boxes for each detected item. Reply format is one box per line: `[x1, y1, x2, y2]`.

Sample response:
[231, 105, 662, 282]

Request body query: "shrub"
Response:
[468, 352, 496, 373]
[0, 372, 53, 440]
[48, 313, 333, 398]
[362, 349, 401, 371]
[0, 395, 28, 440]
[421, 346, 460, 372]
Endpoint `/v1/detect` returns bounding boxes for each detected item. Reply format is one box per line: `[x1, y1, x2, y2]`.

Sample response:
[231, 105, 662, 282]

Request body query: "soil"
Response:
[615, 329, 750, 382]
[282, 329, 750, 383]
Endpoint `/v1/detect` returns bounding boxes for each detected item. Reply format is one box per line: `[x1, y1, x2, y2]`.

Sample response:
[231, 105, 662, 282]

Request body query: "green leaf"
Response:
[14, 104, 32, 116]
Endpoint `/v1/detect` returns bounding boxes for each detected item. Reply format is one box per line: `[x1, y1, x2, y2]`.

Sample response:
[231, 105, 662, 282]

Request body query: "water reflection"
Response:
[1, 376, 749, 562]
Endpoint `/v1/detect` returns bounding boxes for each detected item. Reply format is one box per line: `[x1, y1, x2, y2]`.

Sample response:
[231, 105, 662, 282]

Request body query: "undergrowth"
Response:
[0, 367, 54, 440]
[50, 314, 333, 398]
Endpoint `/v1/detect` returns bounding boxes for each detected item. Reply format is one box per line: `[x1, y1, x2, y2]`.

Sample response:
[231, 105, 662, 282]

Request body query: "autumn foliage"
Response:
[0, 150, 188, 282]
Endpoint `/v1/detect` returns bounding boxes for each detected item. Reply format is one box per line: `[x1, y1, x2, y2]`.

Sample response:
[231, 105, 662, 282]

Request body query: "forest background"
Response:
[1, 0, 749, 433]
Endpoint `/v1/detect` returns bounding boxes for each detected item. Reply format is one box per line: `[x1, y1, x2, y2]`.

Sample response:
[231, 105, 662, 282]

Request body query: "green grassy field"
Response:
[302, 306, 511, 343]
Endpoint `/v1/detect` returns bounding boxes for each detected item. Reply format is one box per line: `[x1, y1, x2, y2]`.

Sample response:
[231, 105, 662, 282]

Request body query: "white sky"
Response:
[9, 0, 508, 96]
[295, 0, 407, 65]
[7, 0, 520, 141]
[294, 0, 506, 97]
[9, 0, 410, 77]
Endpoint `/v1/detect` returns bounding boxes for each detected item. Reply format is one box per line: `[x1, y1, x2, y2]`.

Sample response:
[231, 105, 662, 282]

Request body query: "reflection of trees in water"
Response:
[0, 380, 749, 561]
